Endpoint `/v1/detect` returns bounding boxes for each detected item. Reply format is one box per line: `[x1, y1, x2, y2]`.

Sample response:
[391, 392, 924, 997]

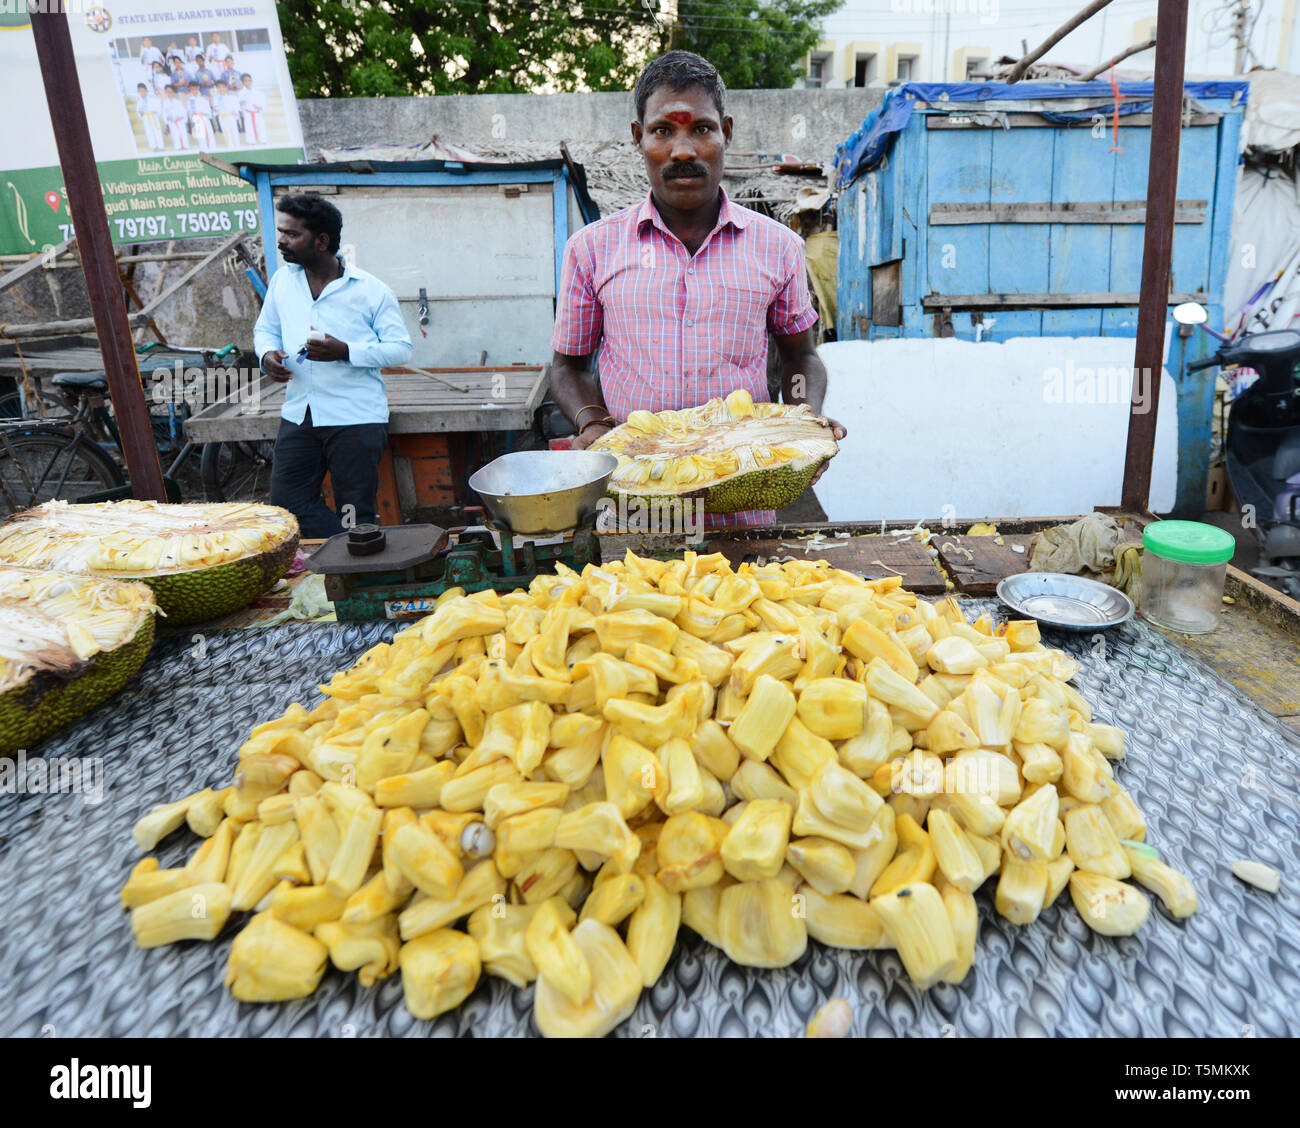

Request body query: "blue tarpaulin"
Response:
[834, 80, 1251, 190]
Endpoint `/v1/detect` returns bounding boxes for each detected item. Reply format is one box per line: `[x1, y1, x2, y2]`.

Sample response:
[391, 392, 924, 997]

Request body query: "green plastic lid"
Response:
[1142, 520, 1235, 565]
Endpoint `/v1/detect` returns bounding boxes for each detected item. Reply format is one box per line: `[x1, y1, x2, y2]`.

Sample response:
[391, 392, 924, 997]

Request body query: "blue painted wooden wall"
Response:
[836, 92, 1246, 517]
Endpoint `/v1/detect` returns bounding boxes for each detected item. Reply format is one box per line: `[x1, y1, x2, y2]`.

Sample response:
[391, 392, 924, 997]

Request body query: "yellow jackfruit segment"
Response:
[122, 547, 1180, 1036]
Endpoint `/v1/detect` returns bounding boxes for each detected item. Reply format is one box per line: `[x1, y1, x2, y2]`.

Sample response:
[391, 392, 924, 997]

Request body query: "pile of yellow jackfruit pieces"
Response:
[121, 550, 1196, 1037]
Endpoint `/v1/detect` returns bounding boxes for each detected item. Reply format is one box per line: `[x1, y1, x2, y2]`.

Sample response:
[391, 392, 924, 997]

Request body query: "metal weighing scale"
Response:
[308, 451, 616, 620]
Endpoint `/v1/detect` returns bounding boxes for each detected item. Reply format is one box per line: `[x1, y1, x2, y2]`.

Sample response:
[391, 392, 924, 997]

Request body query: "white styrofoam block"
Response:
[815, 337, 1179, 522]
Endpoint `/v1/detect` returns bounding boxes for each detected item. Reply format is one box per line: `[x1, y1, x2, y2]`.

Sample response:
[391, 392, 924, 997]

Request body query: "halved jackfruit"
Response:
[0, 499, 298, 625]
[0, 566, 157, 753]
[591, 390, 838, 514]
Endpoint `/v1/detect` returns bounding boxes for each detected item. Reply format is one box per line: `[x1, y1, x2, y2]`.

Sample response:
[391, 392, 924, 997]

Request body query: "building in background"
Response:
[801, 0, 1293, 88]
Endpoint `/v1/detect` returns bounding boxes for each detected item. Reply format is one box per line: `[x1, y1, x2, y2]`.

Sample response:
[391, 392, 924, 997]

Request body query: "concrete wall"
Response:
[818, 337, 1179, 521]
[3, 89, 881, 357]
[298, 88, 882, 164]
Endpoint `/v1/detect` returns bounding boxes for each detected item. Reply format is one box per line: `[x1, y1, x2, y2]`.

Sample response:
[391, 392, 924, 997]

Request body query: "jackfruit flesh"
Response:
[590, 390, 839, 514]
[120, 548, 1185, 1035]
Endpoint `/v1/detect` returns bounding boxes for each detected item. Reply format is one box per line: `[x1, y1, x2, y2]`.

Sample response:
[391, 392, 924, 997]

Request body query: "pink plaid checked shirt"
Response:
[551, 188, 818, 528]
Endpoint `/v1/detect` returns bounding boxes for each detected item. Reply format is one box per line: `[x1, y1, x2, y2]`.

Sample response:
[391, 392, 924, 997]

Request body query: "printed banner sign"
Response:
[0, 0, 304, 254]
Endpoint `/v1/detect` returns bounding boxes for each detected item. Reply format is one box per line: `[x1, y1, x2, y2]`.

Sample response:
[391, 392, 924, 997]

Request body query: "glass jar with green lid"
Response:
[1140, 520, 1236, 633]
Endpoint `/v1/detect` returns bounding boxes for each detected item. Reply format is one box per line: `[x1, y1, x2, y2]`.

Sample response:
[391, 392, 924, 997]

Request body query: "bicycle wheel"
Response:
[0, 388, 69, 421]
[199, 439, 275, 502]
[0, 428, 124, 517]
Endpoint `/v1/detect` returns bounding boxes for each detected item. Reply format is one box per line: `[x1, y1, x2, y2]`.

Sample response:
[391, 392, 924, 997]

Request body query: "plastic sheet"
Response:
[835, 80, 1251, 190]
[0, 613, 1297, 1037]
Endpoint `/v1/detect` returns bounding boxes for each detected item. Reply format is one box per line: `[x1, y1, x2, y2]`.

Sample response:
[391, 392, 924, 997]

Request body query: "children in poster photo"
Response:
[185, 35, 202, 62]
[187, 82, 216, 149]
[162, 86, 189, 150]
[239, 74, 268, 144]
[151, 61, 170, 95]
[214, 81, 241, 148]
[139, 37, 164, 69]
[207, 33, 233, 66]
[135, 83, 164, 151]
[194, 56, 216, 95]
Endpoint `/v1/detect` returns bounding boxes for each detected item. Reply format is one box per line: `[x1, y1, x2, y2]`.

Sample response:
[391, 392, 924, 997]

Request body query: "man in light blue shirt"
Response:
[254, 194, 413, 536]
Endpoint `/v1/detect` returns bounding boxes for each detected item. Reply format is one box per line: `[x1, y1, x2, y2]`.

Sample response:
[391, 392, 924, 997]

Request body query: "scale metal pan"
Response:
[469, 450, 618, 536]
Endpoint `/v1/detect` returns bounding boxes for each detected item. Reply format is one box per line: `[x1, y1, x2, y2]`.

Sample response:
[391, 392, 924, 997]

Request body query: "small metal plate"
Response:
[997, 571, 1134, 631]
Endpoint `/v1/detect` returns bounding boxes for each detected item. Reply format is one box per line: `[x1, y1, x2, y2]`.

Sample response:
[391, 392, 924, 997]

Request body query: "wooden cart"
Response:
[187, 154, 598, 520]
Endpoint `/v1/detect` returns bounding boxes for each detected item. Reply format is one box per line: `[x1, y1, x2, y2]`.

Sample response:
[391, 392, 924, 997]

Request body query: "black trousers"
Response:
[270, 407, 388, 538]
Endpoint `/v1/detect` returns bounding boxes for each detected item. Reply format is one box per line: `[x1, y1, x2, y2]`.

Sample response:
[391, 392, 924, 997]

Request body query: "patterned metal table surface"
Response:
[2, 609, 1298, 1038]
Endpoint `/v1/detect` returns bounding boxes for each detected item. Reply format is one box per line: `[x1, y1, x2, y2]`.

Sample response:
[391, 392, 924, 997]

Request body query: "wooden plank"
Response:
[0, 347, 107, 371]
[925, 126, 991, 301]
[185, 366, 547, 441]
[1041, 308, 1102, 334]
[1225, 565, 1300, 642]
[933, 533, 1034, 595]
[989, 128, 1052, 297]
[1048, 129, 1113, 329]
[1171, 124, 1218, 296]
[136, 232, 247, 317]
[376, 444, 401, 526]
[0, 237, 74, 295]
[1154, 601, 1300, 723]
[924, 112, 1221, 129]
[708, 534, 948, 595]
[383, 365, 543, 375]
[922, 291, 1205, 310]
[1108, 124, 1152, 301]
[930, 204, 1205, 225]
[411, 457, 455, 504]
[391, 433, 453, 458]
[1, 313, 151, 339]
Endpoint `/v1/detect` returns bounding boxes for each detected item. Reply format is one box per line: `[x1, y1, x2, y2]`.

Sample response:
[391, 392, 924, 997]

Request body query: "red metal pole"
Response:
[29, 7, 165, 501]
[1120, 0, 1188, 514]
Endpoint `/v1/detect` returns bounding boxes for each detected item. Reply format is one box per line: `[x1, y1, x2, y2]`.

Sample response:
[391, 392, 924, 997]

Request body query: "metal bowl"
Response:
[996, 572, 1134, 631]
[468, 450, 618, 536]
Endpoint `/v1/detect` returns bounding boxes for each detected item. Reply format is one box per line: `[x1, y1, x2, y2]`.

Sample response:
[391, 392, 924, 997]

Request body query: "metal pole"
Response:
[1232, 0, 1249, 73]
[1120, 0, 1188, 513]
[29, 7, 165, 501]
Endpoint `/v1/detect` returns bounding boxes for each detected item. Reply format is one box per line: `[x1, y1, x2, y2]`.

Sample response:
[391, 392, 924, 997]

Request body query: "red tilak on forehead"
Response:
[664, 111, 693, 125]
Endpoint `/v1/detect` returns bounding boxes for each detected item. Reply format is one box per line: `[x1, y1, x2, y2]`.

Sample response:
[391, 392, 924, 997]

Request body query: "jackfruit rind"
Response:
[0, 500, 299, 626]
[701, 463, 829, 515]
[141, 535, 299, 625]
[591, 389, 837, 514]
[0, 567, 158, 754]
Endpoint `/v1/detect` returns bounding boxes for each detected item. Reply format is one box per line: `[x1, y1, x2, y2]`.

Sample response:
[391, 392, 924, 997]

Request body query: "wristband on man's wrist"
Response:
[574, 404, 611, 429]
[579, 416, 614, 434]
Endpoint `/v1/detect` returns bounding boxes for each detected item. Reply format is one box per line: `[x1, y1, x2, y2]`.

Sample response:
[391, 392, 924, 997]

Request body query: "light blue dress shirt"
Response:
[253, 260, 413, 427]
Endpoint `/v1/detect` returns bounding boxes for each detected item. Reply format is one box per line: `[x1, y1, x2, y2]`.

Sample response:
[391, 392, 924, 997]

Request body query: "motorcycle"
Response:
[1175, 302, 1300, 598]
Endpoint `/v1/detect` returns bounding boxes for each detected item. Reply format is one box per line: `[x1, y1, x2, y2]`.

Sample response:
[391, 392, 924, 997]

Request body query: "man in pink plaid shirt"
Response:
[550, 51, 846, 528]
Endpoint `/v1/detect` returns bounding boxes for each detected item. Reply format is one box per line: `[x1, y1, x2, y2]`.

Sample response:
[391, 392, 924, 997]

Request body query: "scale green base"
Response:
[0, 615, 156, 755]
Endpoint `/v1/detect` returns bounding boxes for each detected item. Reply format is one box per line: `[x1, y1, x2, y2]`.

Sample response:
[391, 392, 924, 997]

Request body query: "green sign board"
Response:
[0, 1, 304, 255]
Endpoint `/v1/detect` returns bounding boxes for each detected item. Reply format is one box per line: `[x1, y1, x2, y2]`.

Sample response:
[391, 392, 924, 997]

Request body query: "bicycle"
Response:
[0, 377, 72, 421]
[0, 343, 272, 516]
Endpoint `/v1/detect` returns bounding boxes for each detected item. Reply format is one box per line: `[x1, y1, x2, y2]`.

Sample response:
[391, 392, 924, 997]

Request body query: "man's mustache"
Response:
[664, 163, 708, 179]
